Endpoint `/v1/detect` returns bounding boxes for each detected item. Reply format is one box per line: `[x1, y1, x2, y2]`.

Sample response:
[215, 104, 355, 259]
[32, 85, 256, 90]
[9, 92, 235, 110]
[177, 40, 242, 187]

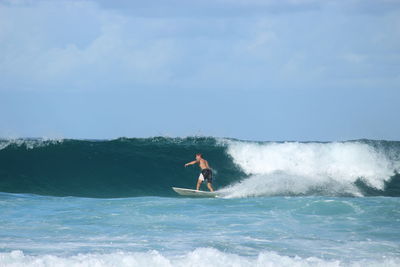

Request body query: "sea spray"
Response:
[221, 140, 399, 197]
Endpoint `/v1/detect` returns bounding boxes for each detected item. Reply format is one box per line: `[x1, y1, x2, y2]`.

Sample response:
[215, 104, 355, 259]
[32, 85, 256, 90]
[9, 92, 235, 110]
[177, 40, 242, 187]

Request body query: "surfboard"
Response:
[172, 187, 218, 198]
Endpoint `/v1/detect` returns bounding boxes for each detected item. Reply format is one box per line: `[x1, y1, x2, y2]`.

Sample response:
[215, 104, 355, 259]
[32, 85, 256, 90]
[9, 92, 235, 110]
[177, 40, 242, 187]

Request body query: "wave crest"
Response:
[221, 141, 399, 197]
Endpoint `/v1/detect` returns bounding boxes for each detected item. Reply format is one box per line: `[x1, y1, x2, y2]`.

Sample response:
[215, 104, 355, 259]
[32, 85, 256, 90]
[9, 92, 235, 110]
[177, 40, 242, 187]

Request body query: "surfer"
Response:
[184, 153, 214, 192]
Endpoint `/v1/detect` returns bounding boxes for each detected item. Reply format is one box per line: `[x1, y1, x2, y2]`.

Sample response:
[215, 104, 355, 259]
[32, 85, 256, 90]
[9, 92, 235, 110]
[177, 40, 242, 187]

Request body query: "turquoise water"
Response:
[1, 193, 399, 266]
[1, 137, 399, 198]
[1, 137, 400, 266]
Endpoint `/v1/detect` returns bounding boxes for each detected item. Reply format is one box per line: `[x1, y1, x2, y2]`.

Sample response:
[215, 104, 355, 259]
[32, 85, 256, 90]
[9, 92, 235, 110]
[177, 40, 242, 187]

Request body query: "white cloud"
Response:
[0, 1, 179, 91]
[0, 0, 399, 93]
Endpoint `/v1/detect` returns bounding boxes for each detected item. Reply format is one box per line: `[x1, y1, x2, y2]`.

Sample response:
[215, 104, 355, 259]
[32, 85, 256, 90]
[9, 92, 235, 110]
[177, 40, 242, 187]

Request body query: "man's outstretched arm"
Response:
[184, 160, 198, 167]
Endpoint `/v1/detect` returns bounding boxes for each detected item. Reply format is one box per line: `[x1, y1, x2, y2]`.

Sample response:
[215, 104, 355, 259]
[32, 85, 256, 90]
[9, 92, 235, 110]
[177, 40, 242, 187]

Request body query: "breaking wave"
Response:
[0, 137, 399, 197]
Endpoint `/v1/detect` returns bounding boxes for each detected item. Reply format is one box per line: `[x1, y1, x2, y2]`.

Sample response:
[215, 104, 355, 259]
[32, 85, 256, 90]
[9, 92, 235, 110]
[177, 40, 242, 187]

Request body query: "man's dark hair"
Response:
[196, 153, 203, 158]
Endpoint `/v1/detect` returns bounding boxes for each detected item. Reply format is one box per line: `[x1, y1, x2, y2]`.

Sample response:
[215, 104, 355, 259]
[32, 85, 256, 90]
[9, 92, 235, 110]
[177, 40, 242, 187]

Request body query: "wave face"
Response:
[0, 137, 399, 197]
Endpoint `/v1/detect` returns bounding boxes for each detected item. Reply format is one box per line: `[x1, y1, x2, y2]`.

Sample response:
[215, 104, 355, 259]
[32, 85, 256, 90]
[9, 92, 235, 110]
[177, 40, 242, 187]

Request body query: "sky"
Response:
[0, 0, 399, 141]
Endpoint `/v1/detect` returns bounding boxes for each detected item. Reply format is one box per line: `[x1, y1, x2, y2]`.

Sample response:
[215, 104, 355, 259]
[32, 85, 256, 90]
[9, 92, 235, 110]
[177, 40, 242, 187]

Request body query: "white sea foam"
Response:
[0, 138, 63, 150]
[221, 141, 399, 197]
[1, 248, 399, 267]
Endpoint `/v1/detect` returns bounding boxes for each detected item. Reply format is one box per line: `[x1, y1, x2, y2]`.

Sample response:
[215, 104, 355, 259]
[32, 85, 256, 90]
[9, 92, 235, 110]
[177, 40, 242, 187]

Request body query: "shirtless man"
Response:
[184, 153, 214, 192]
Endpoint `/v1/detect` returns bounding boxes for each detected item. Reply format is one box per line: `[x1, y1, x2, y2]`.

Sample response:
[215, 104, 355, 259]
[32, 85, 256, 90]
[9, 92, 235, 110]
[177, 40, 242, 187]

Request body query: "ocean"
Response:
[0, 137, 399, 266]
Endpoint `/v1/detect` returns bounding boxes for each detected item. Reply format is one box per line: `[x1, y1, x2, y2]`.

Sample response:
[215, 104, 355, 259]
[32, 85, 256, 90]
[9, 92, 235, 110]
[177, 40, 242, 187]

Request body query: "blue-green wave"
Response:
[0, 137, 399, 197]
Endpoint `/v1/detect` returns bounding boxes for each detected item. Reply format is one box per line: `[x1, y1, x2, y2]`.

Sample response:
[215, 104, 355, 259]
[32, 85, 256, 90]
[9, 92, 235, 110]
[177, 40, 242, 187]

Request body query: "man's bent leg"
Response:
[196, 179, 202, 190]
[207, 182, 214, 192]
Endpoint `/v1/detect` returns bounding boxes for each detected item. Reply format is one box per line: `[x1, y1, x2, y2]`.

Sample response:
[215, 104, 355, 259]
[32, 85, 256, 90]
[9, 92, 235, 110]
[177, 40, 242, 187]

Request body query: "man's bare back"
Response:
[198, 158, 210, 169]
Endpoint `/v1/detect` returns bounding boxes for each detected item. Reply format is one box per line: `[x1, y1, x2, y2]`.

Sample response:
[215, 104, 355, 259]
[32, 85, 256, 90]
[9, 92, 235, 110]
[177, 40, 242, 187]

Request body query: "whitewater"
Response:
[0, 137, 399, 266]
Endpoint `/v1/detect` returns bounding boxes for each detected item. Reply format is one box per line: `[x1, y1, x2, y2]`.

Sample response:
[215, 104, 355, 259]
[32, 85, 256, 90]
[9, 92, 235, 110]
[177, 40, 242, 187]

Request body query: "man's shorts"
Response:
[199, 168, 213, 183]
